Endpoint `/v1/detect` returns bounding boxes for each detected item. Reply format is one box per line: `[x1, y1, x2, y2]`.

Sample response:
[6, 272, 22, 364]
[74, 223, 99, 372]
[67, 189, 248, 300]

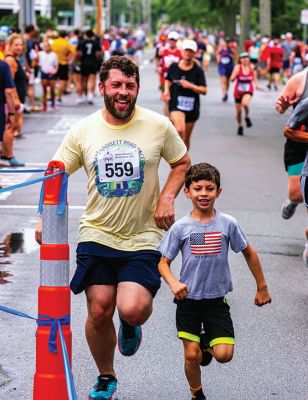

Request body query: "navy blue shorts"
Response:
[70, 242, 162, 297]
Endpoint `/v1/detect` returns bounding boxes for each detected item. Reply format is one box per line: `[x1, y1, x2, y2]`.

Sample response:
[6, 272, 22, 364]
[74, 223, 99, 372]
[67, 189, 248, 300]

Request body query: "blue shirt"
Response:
[0, 60, 15, 105]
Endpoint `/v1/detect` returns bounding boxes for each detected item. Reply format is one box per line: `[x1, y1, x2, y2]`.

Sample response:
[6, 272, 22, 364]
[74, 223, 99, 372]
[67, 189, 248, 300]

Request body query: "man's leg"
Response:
[85, 284, 117, 375]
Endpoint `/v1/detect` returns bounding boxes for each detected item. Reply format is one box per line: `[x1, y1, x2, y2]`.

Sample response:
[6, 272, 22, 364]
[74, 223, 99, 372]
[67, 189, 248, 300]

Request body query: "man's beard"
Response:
[104, 93, 137, 120]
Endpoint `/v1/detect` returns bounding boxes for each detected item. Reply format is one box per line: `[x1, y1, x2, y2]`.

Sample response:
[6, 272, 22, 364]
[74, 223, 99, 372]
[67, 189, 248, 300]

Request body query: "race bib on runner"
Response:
[238, 83, 250, 92]
[98, 148, 140, 183]
[221, 56, 231, 65]
[177, 96, 195, 112]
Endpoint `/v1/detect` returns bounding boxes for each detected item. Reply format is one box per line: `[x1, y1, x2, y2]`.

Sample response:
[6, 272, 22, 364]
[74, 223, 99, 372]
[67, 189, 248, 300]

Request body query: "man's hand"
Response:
[154, 195, 175, 231]
[35, 217, 42, 244]
[254, 287, 272, 307]
[275, 95, 298, 114]
[170, 280, 189, 301]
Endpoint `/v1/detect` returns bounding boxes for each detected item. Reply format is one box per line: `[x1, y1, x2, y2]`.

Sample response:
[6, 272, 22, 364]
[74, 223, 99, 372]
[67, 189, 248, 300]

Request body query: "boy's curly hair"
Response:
[185, 163, 220, 189]
[99, 56, 140, 87]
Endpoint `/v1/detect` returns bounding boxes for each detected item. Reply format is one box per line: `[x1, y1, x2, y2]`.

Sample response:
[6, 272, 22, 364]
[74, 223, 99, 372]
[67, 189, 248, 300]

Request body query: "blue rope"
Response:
[0, 169, 46, 173]
[0, 172, 61, 194]
[0, 305, 78, 400]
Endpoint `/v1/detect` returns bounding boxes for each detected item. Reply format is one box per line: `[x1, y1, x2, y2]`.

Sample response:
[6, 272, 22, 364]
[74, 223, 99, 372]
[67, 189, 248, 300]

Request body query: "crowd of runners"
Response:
[0, 20, 307, 400]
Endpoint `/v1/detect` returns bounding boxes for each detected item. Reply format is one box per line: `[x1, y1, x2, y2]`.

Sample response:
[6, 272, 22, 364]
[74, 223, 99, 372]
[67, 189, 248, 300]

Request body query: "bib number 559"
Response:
[105, 162, 134, 178]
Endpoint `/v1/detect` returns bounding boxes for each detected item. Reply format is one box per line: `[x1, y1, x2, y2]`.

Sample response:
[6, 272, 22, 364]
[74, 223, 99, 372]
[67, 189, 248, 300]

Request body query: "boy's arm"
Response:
[158, 256, 188, 300]
[242, 244, 272, 307]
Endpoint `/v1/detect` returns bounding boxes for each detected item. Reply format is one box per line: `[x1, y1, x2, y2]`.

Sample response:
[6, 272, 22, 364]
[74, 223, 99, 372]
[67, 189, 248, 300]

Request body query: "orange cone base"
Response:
[33, 373, 68, 400]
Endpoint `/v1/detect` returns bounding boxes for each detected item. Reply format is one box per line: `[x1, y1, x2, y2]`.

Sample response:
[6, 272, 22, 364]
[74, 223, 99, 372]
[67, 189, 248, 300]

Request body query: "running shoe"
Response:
[303, 243, 308, 267]
[281, 199, 298, 219]
[199, 331, 213, 367]
[0, 157, 25, 167]
[245, 117, 252, 127]
[117, 318, 142, 356]
[222, 93, 228, 102]
[88, 374, 118, 399]
[237, 126, 243, 136]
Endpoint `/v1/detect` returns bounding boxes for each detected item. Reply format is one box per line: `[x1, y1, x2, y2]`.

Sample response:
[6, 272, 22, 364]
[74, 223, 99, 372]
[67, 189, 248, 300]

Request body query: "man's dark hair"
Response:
[99, 56, 140, 87]
[185, 163, 221, 189]
[85, 29, 94, 38]
[59, 30, 67, 38]
[25, 24, 34, 34]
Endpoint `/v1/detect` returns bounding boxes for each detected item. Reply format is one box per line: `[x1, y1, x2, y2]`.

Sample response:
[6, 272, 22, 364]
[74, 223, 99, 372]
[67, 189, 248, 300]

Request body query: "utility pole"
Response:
[18, 0, 36, 33]
[239, 0, 251, 51]
[74, 0, 84, 28]
[259, 0, 271, 37]
[96, 0, 103, 36]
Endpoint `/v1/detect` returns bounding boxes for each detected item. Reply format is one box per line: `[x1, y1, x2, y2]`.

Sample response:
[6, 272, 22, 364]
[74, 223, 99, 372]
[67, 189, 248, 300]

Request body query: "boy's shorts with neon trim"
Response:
[174, 297, 235, 347]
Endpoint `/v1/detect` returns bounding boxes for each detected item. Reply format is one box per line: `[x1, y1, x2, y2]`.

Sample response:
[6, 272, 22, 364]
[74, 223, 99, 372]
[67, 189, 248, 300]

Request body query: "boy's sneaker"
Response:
[88, 374, 117, 399]
[199, 331, 213, 367]
[117, 318, 142, 356]
[281, 199, 298, 219]
[303, 243, 308, 267]
[245, 117, 252, 127]
[222, 93, 228, 102]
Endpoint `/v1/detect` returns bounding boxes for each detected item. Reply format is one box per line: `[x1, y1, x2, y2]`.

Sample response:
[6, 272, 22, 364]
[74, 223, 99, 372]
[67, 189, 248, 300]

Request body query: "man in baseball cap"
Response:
[181, 39, 198, 53]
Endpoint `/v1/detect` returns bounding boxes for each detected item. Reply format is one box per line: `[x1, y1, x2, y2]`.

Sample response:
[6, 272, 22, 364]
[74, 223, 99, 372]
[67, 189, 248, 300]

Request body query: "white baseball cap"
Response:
[181, 39, 198, 52]
[168, 31, 179, 41]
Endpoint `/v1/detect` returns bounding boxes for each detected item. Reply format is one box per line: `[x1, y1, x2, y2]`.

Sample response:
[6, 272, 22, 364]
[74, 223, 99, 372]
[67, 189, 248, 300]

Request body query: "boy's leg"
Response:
[183, 339, 202, 388]
[208, 343, 234, 363]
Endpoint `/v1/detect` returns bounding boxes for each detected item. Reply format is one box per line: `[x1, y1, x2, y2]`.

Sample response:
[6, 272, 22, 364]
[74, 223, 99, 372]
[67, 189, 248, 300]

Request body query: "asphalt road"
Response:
[0, 58, 308, 400]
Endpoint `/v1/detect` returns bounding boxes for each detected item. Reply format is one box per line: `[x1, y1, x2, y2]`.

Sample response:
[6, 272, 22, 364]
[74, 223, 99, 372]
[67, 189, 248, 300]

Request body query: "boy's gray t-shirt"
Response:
[157, 211, 248, 300]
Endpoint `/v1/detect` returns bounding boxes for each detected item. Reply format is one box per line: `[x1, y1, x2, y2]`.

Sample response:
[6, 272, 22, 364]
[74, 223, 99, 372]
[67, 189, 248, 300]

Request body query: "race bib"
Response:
[98, 148, 140, 183]
[221, 56, 231, 65]
[177, 96, 195, 111]
[238, 83, 250, 92]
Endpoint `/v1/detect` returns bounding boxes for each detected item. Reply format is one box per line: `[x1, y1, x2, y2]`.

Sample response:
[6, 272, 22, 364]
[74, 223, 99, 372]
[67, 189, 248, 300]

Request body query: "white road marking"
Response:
[0, 205, 85, 210]
[47, 116, 83, 135]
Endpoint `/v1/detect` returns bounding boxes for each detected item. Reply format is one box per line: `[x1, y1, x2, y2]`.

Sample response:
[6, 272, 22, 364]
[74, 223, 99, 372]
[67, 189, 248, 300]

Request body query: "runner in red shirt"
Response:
[267, 38, 284, 90]
[159, 31, 182, 116]
[230, 52, 257, 136]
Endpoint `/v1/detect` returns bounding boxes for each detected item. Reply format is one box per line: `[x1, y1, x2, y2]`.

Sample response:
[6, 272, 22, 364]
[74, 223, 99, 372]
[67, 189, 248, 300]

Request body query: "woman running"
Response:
[163, 39, 207, 150]
[230, 52, 256, 136]
[216, 39, 235, 102]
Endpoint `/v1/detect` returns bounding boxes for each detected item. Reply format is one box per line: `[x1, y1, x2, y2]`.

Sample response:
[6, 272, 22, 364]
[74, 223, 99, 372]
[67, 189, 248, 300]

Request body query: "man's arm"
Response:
[275, 71, 305, 114]
[242, 244, 272, 307]
[284, 126, 308, 142]
[154, 152, 191, 231]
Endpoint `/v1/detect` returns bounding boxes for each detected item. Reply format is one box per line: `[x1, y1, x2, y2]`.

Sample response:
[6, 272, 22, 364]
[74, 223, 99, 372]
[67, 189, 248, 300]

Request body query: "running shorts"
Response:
[169, 105, 200, 122]
[269, 67, 280, 74]
[301, 176, 308, 208]
[218, 64, 234, 78]
[41, 72, 57, 80]
[287, 162, 304, 176]
[0, 104, 5, 142]
[57, 64, 69, 80]
[235, 93, 253, 103]
[81, 62, 99, 76]
[284, 139, 308, 171]
[175, 297, 235, 347]
[71, 241, 161, 297]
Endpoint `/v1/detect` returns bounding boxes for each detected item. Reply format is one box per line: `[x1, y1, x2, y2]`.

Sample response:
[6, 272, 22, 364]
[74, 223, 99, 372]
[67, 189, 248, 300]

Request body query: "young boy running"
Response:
[157, 163, 272, 400]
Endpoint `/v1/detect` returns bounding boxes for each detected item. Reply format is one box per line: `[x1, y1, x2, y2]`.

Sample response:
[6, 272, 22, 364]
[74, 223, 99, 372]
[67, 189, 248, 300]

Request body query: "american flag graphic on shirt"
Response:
[190, 232, 222, 255]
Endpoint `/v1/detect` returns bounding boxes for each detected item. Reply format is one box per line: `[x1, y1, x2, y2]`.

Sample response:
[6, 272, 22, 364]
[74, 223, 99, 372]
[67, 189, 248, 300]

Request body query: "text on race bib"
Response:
[177, 96, 195, 112]
[98, 148, 140, 183]
[238, 83, 250, 92]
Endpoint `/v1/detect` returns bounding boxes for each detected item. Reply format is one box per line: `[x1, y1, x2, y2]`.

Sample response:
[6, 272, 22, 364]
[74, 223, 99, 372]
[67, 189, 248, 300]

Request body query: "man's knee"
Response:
[185, 345, 201, 367]
[119, 303, 152, 326]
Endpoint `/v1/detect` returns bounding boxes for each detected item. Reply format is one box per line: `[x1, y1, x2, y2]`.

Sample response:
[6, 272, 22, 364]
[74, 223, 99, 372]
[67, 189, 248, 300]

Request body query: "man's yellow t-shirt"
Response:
[53, 106, 187, 251]
[51, 37, 75, 65]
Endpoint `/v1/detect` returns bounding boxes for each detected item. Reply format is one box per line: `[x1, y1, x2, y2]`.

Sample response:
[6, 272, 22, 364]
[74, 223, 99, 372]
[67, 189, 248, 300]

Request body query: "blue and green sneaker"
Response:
[117, 318, 142, 356]
[88, 374, 117, 399]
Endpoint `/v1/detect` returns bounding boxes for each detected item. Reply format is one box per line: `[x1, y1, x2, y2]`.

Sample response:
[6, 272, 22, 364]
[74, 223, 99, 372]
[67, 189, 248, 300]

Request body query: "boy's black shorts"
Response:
[175, 297, 235, 347]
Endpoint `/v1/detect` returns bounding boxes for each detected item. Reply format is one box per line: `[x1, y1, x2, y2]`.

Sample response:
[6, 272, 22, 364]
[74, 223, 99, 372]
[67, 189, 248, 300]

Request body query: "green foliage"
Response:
[36, 15, 56, 31]
[272, 0, 307, 37]
[0, 13, 18, 31]
[51, 0, 74, 19]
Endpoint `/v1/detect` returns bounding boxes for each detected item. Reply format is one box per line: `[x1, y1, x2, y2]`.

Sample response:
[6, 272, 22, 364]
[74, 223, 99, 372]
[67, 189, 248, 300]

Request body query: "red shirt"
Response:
[160, 48, 182, 83]
[268, 46, 284, 69]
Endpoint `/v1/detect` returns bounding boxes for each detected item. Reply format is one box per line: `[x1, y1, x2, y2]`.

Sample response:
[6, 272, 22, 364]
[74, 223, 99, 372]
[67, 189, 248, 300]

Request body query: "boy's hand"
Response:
[170, 280, 188, 301]
[254, 287, 272, 307]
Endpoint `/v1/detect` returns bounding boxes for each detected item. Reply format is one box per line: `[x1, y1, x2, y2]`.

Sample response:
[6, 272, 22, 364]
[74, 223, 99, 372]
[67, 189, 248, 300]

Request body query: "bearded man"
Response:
[36, 56, 190, 400]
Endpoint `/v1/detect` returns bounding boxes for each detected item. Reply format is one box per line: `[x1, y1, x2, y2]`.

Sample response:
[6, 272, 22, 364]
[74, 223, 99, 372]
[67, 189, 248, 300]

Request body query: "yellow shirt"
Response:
[51, 37, 75, 65]
[53, 106, 187, 251]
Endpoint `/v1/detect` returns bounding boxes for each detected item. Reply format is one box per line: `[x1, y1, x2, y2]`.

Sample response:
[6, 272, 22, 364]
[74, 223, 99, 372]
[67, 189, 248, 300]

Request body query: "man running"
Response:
[35, 56, 190, 400]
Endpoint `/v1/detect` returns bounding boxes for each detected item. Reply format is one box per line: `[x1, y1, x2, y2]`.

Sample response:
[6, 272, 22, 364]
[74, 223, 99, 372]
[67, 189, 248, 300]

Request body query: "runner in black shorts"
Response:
[163, 39, 207, 150]
[78, 30, 103, 105]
